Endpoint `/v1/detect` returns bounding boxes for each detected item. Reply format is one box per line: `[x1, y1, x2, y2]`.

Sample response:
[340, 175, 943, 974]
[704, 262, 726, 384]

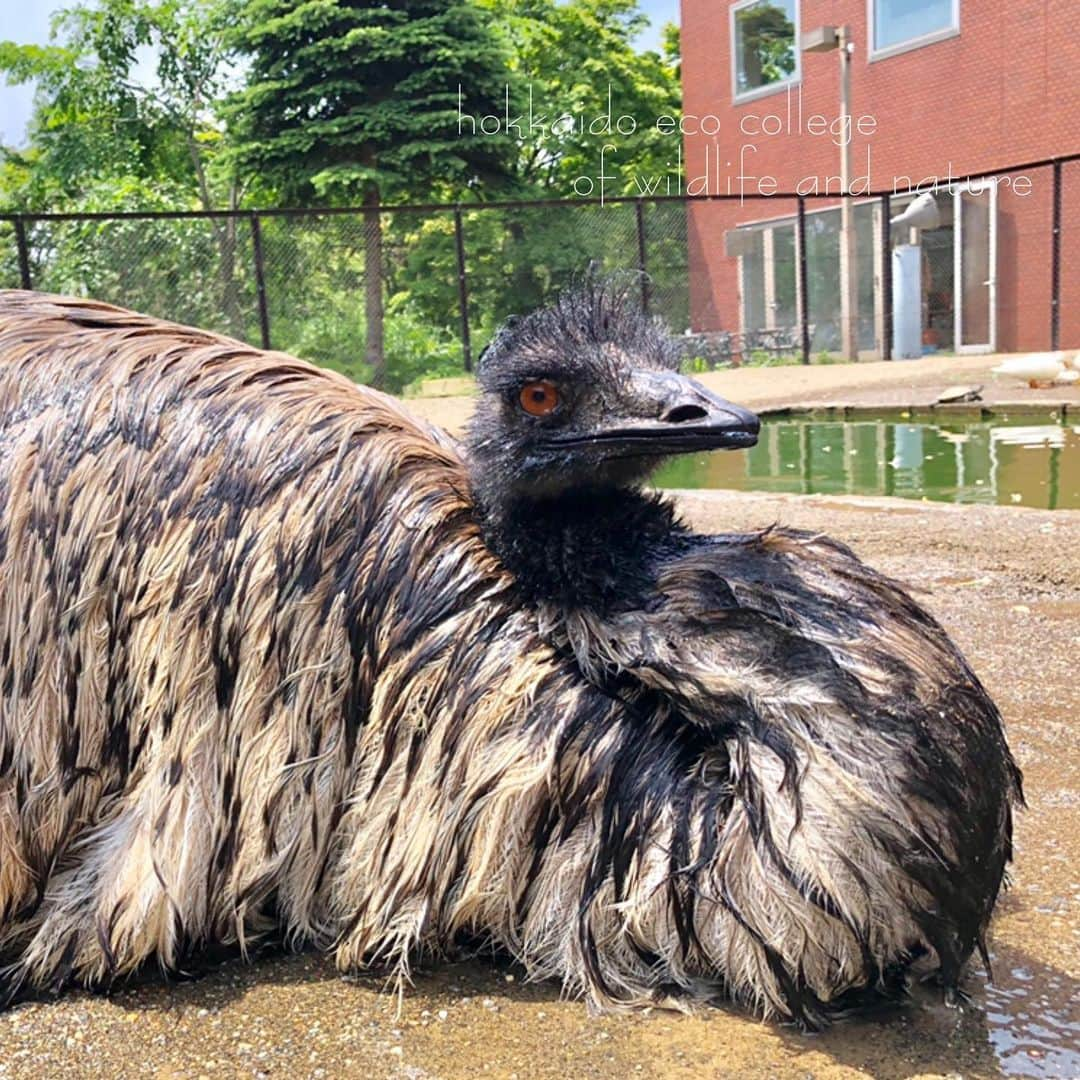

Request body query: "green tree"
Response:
[0, 0, 249, 331]
[479, 0, 681, 198]
[386, 0, 683, 358]
[226, 0, 518, 386]
[0, 0, 683, 389]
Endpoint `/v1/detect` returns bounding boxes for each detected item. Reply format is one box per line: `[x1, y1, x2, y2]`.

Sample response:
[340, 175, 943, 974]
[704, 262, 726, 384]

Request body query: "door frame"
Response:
[954, 180, 998, 353]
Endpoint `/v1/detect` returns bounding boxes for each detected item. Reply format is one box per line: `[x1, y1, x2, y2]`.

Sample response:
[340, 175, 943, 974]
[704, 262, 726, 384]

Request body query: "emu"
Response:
[0, 286, 1019, 1027]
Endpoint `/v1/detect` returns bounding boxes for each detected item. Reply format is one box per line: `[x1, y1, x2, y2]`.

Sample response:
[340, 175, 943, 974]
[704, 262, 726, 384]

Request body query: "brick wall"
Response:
[680, 0, 1080, 351]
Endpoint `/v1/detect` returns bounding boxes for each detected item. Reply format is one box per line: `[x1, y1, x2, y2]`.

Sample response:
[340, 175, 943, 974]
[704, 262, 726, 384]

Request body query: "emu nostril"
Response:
[663, 403, 710, 424]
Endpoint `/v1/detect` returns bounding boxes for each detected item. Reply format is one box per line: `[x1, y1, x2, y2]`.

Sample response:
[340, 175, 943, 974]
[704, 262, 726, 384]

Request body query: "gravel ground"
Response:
[1, 488, 1076, 1080]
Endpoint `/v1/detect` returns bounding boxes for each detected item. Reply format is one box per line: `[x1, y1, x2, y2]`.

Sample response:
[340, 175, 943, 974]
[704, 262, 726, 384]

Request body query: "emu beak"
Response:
[550, 370, 760, 455]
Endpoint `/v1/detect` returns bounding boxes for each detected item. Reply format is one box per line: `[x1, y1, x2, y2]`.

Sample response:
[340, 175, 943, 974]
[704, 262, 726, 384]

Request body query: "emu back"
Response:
[0, 291, 1018, 1026]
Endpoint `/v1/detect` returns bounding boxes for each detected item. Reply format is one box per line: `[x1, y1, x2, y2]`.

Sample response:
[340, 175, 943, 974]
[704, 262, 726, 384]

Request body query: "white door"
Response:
[954, 181, 997, 353]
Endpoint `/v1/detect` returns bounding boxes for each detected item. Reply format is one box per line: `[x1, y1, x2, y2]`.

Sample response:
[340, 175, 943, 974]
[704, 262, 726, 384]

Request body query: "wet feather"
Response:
[0, 290, 1020, 1027]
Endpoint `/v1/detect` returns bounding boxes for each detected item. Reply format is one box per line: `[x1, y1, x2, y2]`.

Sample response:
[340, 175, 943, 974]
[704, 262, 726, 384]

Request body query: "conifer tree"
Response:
[228, 0, 516, 384]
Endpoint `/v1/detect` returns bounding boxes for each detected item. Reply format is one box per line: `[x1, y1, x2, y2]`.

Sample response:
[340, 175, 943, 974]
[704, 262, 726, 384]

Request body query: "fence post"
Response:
[880, 193, 892, 361]
[796, 196, 810, 365]
[635, 200, 651, 314]
[14, 218, 31, 290]
[1051, 159, 1062, 351]
[249, 212, 271, 350]
[453, 207, 472, 373]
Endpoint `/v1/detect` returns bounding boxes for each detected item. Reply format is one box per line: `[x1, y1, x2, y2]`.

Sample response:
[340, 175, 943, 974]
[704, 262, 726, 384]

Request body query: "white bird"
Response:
[991, 353, 1071, 388]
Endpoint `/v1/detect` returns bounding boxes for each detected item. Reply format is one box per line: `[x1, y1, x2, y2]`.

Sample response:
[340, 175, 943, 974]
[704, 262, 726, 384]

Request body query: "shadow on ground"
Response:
[2, 939, 1077, 1080]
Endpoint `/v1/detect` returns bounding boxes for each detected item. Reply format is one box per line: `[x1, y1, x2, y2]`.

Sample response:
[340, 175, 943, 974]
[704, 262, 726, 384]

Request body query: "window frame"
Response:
[730, 0, 802, 105]
[733, 200, 884, 350]
[867, 0, 960, 62]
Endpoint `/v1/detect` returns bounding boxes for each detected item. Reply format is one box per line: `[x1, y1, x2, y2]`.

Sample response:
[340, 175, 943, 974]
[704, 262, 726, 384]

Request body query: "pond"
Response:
[656, 410, 1080, 510]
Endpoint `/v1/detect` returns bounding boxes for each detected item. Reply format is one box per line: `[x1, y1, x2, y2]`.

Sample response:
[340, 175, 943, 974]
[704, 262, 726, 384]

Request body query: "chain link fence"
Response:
[3, 153, 1077, 391]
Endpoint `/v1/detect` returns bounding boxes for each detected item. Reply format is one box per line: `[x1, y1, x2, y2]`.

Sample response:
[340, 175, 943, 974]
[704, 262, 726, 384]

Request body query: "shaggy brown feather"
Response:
[0, 290, 1019, 1026]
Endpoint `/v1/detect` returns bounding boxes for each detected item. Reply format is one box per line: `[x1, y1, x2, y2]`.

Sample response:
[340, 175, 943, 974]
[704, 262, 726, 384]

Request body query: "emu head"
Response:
[465, 278, 759, 506]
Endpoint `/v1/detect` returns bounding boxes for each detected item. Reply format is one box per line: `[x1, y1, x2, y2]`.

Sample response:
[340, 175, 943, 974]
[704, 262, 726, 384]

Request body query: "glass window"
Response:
[738, 206, 882, 352]
[772, 224, 797, 329]
[740, 229, 766, 331]
[732, 0, 798, 100]
[804, 209, 841, 350]
[854, 203, 877, 351]
[873, 0, 956, 53]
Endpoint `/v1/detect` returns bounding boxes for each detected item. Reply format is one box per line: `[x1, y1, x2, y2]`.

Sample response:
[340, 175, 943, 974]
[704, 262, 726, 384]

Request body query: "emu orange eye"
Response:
[519, 380, 560, 416]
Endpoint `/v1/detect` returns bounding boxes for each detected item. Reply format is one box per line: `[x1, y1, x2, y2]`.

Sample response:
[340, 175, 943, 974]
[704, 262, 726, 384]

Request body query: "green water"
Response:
[656, 413, 1080, 510]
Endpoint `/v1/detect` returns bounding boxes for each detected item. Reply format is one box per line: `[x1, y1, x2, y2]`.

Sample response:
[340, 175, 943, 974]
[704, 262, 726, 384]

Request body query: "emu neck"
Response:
[475, 486, 687, 612]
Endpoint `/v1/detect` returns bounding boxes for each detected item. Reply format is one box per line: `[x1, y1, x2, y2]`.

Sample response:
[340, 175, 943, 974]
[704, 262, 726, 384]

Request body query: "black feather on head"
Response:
[467, 272, 758, 505]
[475, 271, 680, 390]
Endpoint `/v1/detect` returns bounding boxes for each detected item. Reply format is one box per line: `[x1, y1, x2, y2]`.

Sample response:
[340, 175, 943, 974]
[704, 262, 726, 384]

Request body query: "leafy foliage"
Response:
[0, 0, 238, 212]
[223, 0, 522, 383]
[1, 0, 684, 387]
[479, 0, 681, 197]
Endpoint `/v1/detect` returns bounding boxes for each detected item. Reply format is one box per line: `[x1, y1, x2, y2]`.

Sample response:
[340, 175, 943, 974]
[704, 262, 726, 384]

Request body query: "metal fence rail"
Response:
[2, 152, 1077, 389]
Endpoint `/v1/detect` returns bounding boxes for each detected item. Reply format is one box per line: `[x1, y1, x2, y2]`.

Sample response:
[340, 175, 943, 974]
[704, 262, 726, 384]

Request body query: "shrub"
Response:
[275, 291, 466, 394]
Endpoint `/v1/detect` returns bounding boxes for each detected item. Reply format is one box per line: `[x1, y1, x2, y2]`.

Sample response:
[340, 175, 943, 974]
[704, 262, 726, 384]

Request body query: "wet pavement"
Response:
[0, 491, 1077, 1079]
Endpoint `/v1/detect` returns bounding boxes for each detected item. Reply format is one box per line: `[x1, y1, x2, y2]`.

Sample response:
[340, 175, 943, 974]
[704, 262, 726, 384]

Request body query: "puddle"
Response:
[657, 414, 1080, 509]
[981, 961, 1080, 1078]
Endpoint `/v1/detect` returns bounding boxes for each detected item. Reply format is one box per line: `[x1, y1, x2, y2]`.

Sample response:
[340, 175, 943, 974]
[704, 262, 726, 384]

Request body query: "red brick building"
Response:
[679, 0, 1080, 355]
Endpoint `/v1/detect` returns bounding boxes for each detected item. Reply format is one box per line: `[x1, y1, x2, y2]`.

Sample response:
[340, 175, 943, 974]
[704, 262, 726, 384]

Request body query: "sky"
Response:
[0, 0, 681, 149]
[0, 2, 55, 146]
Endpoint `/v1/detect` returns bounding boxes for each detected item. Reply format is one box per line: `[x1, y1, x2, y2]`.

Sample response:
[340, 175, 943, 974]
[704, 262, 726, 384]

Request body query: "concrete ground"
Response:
[406, 352, 1080, 434]
[1, 363, 1077, 1079]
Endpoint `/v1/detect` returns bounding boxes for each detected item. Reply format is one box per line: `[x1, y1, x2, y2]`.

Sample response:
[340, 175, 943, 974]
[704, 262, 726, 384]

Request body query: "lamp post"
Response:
[802, 25, 858, 362]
